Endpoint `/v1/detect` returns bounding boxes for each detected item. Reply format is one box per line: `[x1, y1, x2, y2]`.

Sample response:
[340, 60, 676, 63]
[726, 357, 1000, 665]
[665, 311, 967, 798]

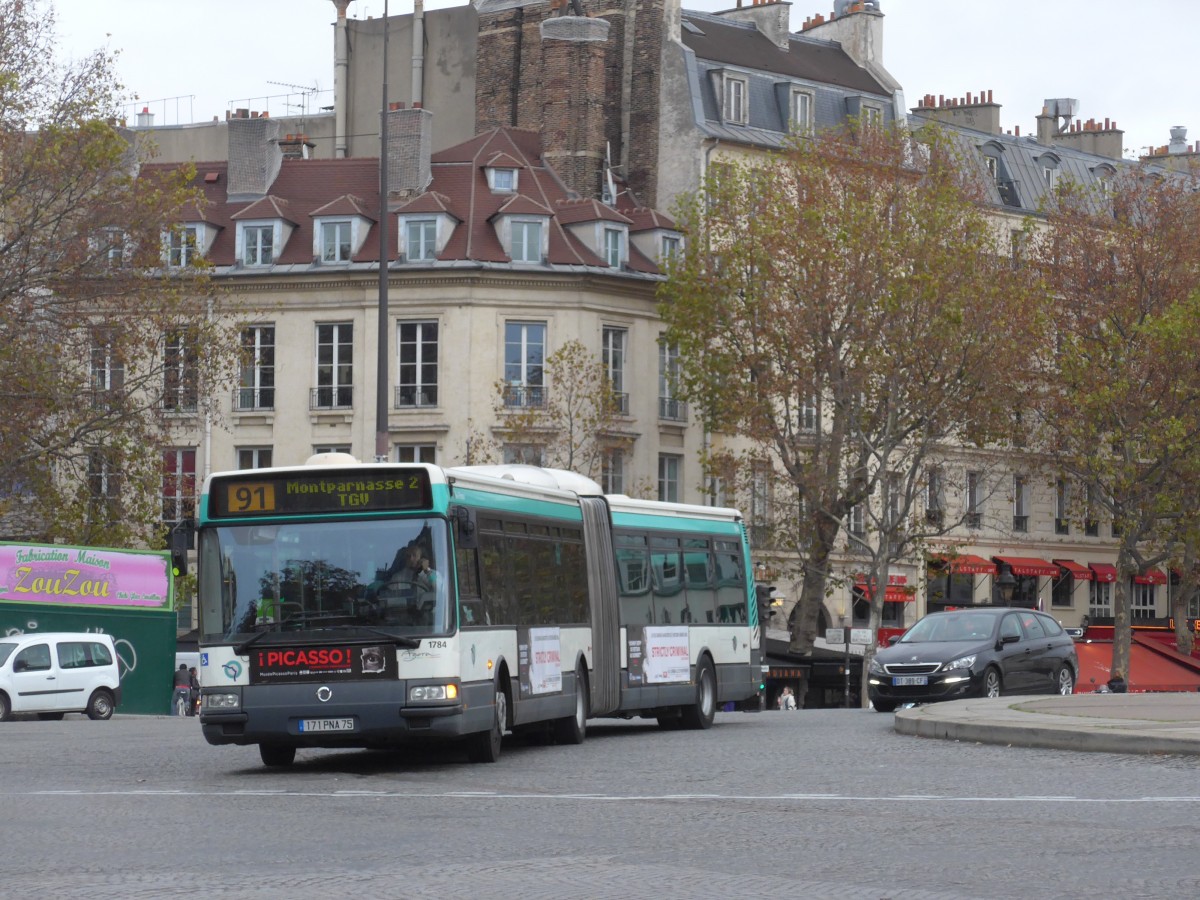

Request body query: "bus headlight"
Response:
[202, 692, 240, 711]
[409, 684, 458, 702]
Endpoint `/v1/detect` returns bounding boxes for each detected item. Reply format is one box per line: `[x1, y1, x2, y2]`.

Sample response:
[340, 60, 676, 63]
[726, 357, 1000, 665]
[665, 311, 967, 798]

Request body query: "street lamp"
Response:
[996, 563, 1016, 606]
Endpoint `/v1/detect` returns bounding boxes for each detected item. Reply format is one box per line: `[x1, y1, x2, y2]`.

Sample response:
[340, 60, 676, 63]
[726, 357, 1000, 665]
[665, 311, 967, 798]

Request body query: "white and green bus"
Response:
[195, 456, 760, 766]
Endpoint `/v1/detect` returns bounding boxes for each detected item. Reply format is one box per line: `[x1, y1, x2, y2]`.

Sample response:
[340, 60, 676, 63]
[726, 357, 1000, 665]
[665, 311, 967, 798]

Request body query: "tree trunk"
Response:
[787, 516, 840, 707]
[1110, 548, 1133, 682]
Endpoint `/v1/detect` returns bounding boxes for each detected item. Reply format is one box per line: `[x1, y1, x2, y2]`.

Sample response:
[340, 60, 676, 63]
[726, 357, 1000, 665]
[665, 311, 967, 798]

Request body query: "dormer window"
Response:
[984, 155, 999, 181]
[791, 89, 814, 135]
[488, 168, 517, 193]
[406, 219, 437, 261]
[511, 220, 543, 263]
[1040, 154, 1061, 188]
[320, 220, 352, 263]
[724, 76, 748, 125]
[241, 223, 274, 266]
[166, 226, 198, 267]
[604, 227, 624, 268]
[661, 234, 681, 263]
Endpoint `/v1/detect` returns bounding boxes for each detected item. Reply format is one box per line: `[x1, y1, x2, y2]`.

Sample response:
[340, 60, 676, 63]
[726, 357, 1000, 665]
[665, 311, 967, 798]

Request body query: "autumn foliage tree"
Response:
[1030, 168, 1200, 677]
[660, 121, 1036, 697]
[0, 0, 239, 546]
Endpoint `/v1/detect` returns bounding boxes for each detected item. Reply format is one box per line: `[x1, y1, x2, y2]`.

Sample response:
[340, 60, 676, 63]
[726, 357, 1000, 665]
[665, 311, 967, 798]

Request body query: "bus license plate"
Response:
[893, 676, 927, 686]
[298, 717, 355, 733]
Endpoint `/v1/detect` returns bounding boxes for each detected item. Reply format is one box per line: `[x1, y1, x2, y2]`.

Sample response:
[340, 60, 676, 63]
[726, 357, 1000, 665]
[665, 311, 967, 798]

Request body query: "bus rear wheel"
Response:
[680, 657, 716, 730]
[553, 665, 588, 745]
[467, 682, 507, 763]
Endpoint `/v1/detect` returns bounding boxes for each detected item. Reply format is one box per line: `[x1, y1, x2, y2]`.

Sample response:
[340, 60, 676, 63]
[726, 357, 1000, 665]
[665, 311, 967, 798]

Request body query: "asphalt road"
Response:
[1, 709, 1197, 899]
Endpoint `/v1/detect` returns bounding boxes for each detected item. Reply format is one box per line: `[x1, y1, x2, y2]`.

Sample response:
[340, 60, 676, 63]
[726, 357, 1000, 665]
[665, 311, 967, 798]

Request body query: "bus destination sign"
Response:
[209, 470, 432, 519]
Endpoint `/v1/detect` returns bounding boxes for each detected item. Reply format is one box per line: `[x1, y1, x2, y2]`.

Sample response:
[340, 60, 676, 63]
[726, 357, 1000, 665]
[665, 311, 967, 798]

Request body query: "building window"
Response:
[658, 340, 685, 421]
[314, 445, 351, 456]
[87, 450, 120, 523]
[511, 220, 542, 263]
[1012, 474, 1029, 532]
[658, 454, 681, 503]
[966, 470, 983, 527]
[863, 104, 883, 129]
[723, 76, 747, 125]
[1089, 579, 1112, 618]
[503, 321, 545, 408]
[397, 321, 438, 407]
[849, 503, 865, 536]
[162, 448, 196, 527]
[925, 467, 944, 526]
[489, 168, 517, 192]
[242, 224, 274, 266]
[321, 220, 352, 263]
[601, 449, 624, 494]
[1043, 163, 1059, 187]
[406, 219, 437, 261]
[90, 332, 124, 400]
[1131, 581, 1156, 620]
[750, 464, 771, 546]
[396, 444, 436, 464]
[984, 155, 999, 181]
[604, 227, 623, 268]
[1083, 483, 1099, 536]
[1055, 479, 1070, 535]
[799, 395, 818, 432]
[603, 326, 628, 414]
[1052, 571, 1073, 608]
[238, 325, 275, 411]
[314, 323, 353, 409]
[166, 226, 198, 267]
[237, 448, 273, 470]
[791, 89, 813, 134]
[163, 331, 198, 413]
[661, 235, 681, 264]
[503, 444, 544, 466]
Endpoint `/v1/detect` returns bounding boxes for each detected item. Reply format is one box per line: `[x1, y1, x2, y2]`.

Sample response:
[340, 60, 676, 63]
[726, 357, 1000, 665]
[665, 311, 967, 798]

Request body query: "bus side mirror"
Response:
[452, 505, 477, 550]
[170, 519, 194, 577]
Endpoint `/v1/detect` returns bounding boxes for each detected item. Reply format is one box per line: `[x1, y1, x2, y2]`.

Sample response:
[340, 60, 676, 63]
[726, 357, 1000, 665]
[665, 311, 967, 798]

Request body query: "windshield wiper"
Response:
[319, 625, 421, 649]
[234, 630, 271, 655]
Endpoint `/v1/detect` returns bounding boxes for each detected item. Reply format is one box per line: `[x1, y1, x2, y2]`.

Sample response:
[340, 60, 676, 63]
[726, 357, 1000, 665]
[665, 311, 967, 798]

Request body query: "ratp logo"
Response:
[222, 660, 243, 680]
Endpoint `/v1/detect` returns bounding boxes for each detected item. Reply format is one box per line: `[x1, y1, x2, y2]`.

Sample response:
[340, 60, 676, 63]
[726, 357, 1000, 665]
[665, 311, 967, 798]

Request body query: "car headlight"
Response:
[942, 655, 976, 672]
[409, 684, 459, 702]
[868, 657, 885, 674]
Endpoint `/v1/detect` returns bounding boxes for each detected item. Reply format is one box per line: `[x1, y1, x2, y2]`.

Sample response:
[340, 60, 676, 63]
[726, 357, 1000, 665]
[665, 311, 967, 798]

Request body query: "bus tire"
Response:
[553, 665, 588, 745]
[259, 744, 296, 767]
[680, 656, 716, 730]
[467, 680, 507, 763]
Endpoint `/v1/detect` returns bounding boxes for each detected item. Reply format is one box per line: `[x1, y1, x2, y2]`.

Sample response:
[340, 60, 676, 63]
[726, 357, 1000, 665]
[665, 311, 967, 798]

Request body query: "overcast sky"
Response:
[51, 0, 1200, 159]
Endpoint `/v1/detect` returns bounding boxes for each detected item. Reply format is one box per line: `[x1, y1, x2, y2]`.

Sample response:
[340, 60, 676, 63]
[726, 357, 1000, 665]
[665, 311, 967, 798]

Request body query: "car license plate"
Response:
[893, 676, 928, 686]
[298, 717, 355, 733]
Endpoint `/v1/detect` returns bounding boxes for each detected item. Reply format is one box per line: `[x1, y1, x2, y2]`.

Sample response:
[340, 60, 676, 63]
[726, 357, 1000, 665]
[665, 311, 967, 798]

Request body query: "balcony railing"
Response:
[659, 396, 687, 422]
[966, 512, 982, 528]
[1055, 517, 1070, 535]
[1012, 514, 1028, 533]
[395, 385, 438, 408]
[503, 384, 545, 409]
[162, 394, 198, 414]
[235, 387, 275, 411]
[611, 391, 629, 415]
[311, 385, 353, 410]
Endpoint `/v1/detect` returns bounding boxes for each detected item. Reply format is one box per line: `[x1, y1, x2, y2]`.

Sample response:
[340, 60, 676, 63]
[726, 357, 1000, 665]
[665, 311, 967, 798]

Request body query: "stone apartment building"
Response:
[125, 0, 1198, 642]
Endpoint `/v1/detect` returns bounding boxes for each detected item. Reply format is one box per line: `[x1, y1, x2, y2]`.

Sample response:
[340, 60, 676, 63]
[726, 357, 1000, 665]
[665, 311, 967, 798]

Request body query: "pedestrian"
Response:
[188, 666, 200, 716]
[172, 664, 191, 716]
[778, 686, 797, 711]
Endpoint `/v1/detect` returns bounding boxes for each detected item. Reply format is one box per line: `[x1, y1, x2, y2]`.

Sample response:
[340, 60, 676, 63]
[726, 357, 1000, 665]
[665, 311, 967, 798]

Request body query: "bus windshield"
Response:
[198, 517, 451, 640]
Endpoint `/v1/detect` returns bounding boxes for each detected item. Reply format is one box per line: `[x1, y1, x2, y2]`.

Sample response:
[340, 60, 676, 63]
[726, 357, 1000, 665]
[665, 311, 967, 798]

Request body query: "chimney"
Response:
[714, 0, 793, 51]
[226, 115, 284, 199]
[278, 133, 315, 160]
[539, 14, 611, 200]
[136, 106, 154, 127]
[385, 103, 433, 196]
[912, 90, 1001, 135]
[803, 1, 884, 68]
[1169, 125, 1189, 154]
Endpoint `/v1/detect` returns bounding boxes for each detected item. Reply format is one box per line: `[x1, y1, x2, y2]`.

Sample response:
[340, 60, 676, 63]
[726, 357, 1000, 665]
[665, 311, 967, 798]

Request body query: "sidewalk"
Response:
[893, 692, 1200, 755]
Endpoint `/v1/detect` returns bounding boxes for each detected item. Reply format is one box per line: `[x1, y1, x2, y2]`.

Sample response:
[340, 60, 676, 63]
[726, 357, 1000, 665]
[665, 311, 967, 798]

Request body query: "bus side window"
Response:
[456, 546, 485, 626]
[683, 541, 716, 625]
[478, 530, 514, 626]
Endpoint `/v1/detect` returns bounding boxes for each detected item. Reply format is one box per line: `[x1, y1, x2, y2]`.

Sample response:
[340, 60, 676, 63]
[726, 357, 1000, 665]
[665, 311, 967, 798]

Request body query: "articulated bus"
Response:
[195, 455, 760, 766]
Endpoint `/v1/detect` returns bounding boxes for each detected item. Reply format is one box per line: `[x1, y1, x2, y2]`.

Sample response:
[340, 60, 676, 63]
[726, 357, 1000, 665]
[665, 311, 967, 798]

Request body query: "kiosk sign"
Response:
[0, 542, 170, 609]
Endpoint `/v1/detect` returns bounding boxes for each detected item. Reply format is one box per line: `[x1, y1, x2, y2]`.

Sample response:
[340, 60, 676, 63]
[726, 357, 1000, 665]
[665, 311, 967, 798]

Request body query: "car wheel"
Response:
[259, 744, 296, 767]
[680, 656, 717, 730]
[467, 681, 506, 763]
[1055, 666, 1075, 695]
[86, 689, 115, 720]
[37, 712, 66, 721]
[553, 665, 588, 745]
[872, 699, 898, 713]
[982, 668, 1002, 699]
[0, 693, 10, 722]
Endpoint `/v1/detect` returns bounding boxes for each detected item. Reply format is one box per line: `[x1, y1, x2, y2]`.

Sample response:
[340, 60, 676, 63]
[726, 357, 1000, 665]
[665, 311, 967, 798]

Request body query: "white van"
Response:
[0, 632, 121, 721]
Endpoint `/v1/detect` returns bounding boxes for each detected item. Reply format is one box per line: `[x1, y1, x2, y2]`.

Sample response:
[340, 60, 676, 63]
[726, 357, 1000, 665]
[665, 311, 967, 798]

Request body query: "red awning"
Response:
[994, 555, 1060, 578]
[853, 577, 914, 602]
[1053, 559, 1094, 581]
[931, 554, 996, 575]
[1074, 637, 1200, 693]
[1090, 563, 1118, 583]
[1134, 567, 1168, 585]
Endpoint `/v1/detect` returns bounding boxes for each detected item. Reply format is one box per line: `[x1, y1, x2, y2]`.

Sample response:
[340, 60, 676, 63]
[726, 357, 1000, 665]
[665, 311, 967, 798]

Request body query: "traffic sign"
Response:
[825, 627, 846, 644]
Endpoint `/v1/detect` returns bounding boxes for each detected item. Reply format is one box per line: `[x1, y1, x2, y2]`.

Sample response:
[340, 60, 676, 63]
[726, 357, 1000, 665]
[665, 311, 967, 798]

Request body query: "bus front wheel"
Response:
[259, 744, 296, 767]
[680, 657, 716, 730]
[467, 681, 507, 763]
